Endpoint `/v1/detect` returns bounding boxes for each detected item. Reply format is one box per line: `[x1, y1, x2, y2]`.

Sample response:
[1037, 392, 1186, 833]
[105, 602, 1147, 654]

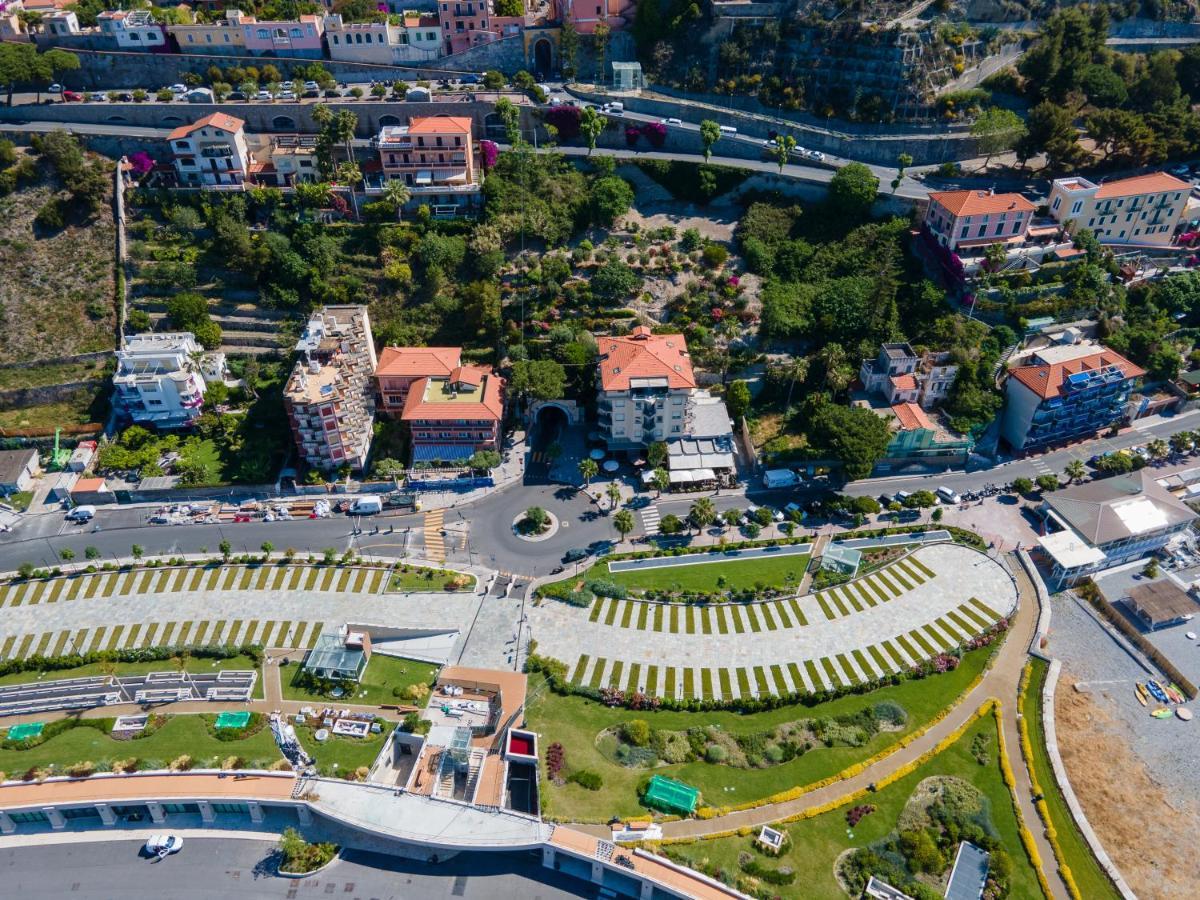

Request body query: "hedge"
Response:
[0, 643, 263, 680]
[994, 701, 1055, 900]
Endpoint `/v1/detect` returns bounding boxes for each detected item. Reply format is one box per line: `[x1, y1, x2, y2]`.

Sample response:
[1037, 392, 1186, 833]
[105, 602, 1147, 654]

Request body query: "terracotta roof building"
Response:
[1002, 340, 1144, 451]
[375, 346, 464, 414]
[372, 116, 479, 216]
[924, 189, 1036, 252]
[401, 364, 505, 465]
[858, 342, 958, 409]
[597, 327, 696, 451]
[1048, 172, 1190, 247]
[167, 113, 251, 188]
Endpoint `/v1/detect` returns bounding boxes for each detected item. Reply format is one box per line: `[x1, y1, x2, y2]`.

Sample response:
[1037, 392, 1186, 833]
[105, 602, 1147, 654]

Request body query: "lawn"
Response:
[281, 653, 439, 707]
[0, 654, 265, 700]
[0, 714, 281, 775]
[389, 564, 476, 592]
[664, 713, 1045, 900]
[592, 552, 811, 595]
[0, 392, 107, 433]
[1021, 658, 1120, 900]
[527, 640, 998, 822]
[293, 719, 394, 778]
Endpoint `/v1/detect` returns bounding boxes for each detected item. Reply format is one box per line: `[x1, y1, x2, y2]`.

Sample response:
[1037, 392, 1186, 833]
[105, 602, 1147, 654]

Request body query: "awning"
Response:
[415, 171, 433, 185]
[411, 443, 474, 463]
[668, 468, 716, 484]
[1038, 531, 1106, 570]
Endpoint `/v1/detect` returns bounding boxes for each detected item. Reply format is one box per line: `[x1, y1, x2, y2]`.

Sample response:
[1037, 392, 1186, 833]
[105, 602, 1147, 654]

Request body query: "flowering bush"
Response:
[600, 687, 626, 707]
[545, 106, 582, 140]
[479, 140, 499, 171]
[625, 126, 641, 146]
[127, 152, 154, 177]
[640, 121, 667, 148]
[846, 804, 875, 827]
[546, 741, 565, 782]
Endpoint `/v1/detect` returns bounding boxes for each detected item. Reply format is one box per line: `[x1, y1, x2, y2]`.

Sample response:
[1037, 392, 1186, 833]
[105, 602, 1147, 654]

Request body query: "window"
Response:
[187, 34, 194, 42]
[130, 32, 140, 40]
[257, 28, 268, 39]
[1069, 200, 1082, 216]
[331, 33, 338, 43]
[223, 33, 229, 42]
[291, 27, 302, 37]
[1052, 196, 1061, 211]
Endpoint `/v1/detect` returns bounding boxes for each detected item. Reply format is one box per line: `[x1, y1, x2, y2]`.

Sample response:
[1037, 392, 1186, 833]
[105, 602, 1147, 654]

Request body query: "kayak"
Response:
[1135, 683, 1148, 706]
[1151, 707, 1174, 719]
[1147, 680, 1170, 703]
[1167, 684, 1186, 704]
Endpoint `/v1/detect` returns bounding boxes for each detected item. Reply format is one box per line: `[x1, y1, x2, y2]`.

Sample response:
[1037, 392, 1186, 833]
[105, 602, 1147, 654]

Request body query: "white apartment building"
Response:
[113, 333, 228, 429]
[97, 9, 167, 49]
[324, 13, 441, 64]
[168, 113, 252, 188]
[858, 342, 958, 409]
[1047, 172, 1191, 247]
[283, 306, 378, 472]
[597, 326, 696, 451]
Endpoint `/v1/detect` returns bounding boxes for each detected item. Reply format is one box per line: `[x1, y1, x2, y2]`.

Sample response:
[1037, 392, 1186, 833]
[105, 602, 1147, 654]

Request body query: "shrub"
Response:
[586, 578, 628, 599]
[701, 243, 729, 268]
[546, 741, 566, 782]
[705, 744, 728, 763]
[169, 754, 194, 771]
[621, 719, 651, 747]
[568, 769, 603, 790]
[403, 682, 431, 703]
[66, 760, 95, 778]
[34, 197, 67, 230]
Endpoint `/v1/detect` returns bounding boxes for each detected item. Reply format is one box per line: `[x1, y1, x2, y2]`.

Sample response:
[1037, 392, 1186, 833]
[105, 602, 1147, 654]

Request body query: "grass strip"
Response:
[730, 606, 747, 634]
[50, 630, 71, 657]
[664, 667, 677, 698]
[743, 604, 763, 632]
[352, 568, 368, 593]
[668, 605, 680, 634]
[142, 622, 159, 648]
[838, 586, 864, 613]
[804, 659, 822, 689]
[1, 635, 19, 658]
[759, 603, 778, 631]
[970, 597, 1003, 621]
[86, 628, 105, 653]
[47, 579, 67, 603]
[619, 601, 634, 629]
[645, 665, 659, 695]
[701, 669, 714, 699]
[83, 577, 103, 600]
[336, 569, 353, 591]
[735, 667, 751, 696]
[652, 604, 665, 632]
[105, 625, 125, 651]
[685, 606, 696, 634]
[885, 565, 914, 592]
[124, 623, 142, 648]
[186, 568, 203, 591]
[66, 576, 85, 601]
[626, 662, 641, 694]
[751, 665, 769, 695]
[956, 602, 992, 630]
[835, 653, 861, 685]
[872, 570, 901, 597]
[319, 568, 336, 591]
[636, 603, 649, 631]
[718, 668, 732, 698]
[907, 555, 936, 578]
[682, 668, 695, 699]
[820, 656, 844, 689]
[288, 567, 304, 590]
[882, 638, 909, 668]
[607, 660, 624, 688]
[588, 658, 607, 689]
[851, 648, 875, 680]
[867, 644, 892, 674]
[815, 592, 836, 620]
[604, 598, 620, 627]
[305, 568, 320, 590]
[15, 634, 35, 659]
[769, 664, 786, 694]
[700, 606, 713, 634]
[715, 605, 730, 634]
[773, 600, 792, 629]
[306, 626, 321, 648]
[907, 628, 938, 658]
[588, 597, 604, 623]
[788, 596, 807, 625]
[946, 608, 979, 636]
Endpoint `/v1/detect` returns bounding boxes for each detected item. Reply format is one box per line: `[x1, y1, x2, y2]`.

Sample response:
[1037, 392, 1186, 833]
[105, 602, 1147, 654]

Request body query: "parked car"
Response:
[323, 87, 342, 97]
[661, 117, 683, 126]
[145, 834, 183, 857]
[227, 90, 246, 101]
[459, 74, 480, 84]
[65, 505, 96, 523]
[805, 149, 825, 162]
[562, 547, 589, 563]
[1170, 164, 1190, 177]
[255, 89, 272, 100]
[62, 90, 83, 102]
[303, 80, 319, 92]
[169, 83, 187, 94]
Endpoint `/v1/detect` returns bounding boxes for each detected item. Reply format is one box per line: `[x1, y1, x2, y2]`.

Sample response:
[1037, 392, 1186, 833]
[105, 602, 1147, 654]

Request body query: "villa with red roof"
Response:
[1001, 340, 1145, 451]
[924, 189, 1036, 252]
[167, 113, 252, 187]
[371, 116, 479, 216]
[597, 326, 697, 451]
[1047, 172, 1191, 247]
[375, 346, 505, 464]
[858, 343, 958, 409]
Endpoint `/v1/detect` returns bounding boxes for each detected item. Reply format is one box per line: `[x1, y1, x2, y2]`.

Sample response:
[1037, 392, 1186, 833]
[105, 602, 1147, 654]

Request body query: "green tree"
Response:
[578, 457, 599, 485]
[84, 546, 100, 560]
[613, 508, 635, 543]
[382, 178, 411, 220]
[808, 404, 892, 480]
[591, 259, 640, 302]
[726, 380, 751, 422]
[970, 107, 1027, 169]
[559, 21, 579, 78]
[688, 497, 716, 533]
[1012, 477, 1034, 495]
[494, 96, 521, 145]
[593, 21, 611, 85]
[59, 548, 75, 562]
[1017, 101, 1087, 170]
[131, 544, 144, 560]
[651, 467, 670, 497]
[699, 120, 721, 161]
[260, 541, 274, 559]
[773, 134, 796, 172]
[606, 480, 622, 510]
[827, 163, 878, 224]
[590, 175, 633, 226]
[524, 506, 549, 530]
[1036, 473, 1059, 493]
[580, 105, 606, 154]
[1064, 460, 1086, 483]
[510, 359, 567, 402]
[219, 538, 232, 559]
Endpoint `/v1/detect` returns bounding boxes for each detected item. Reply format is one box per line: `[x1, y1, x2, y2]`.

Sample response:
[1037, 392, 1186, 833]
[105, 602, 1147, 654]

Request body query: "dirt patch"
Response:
[1056, 676, 1200, 899]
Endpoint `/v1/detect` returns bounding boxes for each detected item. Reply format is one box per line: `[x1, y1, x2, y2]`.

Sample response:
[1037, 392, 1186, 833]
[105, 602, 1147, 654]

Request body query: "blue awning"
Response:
[412, 444, 474, 463]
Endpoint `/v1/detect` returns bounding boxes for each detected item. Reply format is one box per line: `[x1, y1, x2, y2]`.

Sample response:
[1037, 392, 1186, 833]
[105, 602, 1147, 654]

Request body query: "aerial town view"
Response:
[6, 0, 1200, 897]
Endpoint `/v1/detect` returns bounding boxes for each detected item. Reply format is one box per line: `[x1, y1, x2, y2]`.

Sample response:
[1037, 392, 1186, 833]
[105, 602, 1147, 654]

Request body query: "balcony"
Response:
[200, 146, 234, 159]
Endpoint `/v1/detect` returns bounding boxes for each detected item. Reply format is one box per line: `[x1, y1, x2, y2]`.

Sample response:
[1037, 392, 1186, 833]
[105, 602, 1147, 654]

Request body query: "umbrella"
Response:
[589, 449, 605, 460]
[602, 460, 620, 473]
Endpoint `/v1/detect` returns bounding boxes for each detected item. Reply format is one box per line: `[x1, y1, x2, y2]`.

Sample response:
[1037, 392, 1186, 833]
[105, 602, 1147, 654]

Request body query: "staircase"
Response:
[463, 749, 486, 803]
[991, 343, 1019, 384]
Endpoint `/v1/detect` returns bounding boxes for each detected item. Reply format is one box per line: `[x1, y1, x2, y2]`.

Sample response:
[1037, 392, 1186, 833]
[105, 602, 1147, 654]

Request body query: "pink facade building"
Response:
[557, 0, 632, 33]
[241, 13, 324, 57]
[437, 0, 523, 55]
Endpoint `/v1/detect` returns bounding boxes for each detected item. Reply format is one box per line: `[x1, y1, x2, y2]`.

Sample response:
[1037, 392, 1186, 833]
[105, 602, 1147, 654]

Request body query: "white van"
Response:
[65, 505, 96, 523]
[718, 124, 738, 135]
[604, 101, 624, 114]
[936, 486, 961, 505]
[349, 497, 383, 515]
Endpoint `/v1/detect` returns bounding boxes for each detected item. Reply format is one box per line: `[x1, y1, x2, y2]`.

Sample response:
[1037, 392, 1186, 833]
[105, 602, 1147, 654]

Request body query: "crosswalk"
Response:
[640, 505, 660, 536]
[423, 509, 446, 562]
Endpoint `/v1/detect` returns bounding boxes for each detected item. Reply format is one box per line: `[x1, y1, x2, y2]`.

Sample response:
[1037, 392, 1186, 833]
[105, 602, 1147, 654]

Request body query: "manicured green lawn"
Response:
[389, 565, 476, 592]
[0, 714, 281, 775]
[527, 640, 999, 822]
[282, 654, 439, 706]
[596, 551, 810, 594]
[293, 720, 394, 778]
[1022, 658, 1120, 900]
[665, 714, 1045, 900]
[0, 654, 264, 700]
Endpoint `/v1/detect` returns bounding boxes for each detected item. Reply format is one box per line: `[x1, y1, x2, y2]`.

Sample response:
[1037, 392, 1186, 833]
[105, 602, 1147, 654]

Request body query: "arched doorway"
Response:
[533, 38, 553, 78]
[271, 115, 297, 130]
[483, 111, 506, 139]
[379, 114, 401, 127]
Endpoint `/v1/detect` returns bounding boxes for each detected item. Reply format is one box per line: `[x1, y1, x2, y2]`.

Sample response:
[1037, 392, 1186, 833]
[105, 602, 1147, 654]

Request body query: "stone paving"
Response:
[528, 543, 1018, 699]
[0, 564, 485, 662]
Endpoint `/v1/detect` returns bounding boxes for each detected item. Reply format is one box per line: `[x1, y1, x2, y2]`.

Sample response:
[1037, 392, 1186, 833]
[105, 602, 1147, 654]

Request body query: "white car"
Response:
[662, 117, 683, 127]
[169, 83, 187, 94]
[806, 149, 825, 162]
[303, 80, 319, 91]
[770, 507, 785, 522]
[279, 90, 296, 100]
[49, 83, 62, 93]
[255, 89, 272, 100]
[145, 834, 183, 857]
[763, 138, 777, 148]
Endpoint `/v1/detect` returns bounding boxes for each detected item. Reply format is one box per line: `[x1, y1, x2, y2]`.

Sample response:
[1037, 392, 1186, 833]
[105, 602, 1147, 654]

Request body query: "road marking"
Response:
[640, 505, 661, 536]
[424, 510, 446, 562]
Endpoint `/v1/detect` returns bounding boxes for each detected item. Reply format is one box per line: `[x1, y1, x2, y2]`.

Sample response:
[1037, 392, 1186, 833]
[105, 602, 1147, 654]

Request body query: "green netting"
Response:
[6, 722, 44, 741]
[214, 710, 251, 729]
[643, 774, 699, 814]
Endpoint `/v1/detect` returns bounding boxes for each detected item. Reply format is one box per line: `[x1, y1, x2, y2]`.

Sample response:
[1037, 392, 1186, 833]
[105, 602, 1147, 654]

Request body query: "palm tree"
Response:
[578, 458, 598, 486]
[1170, 431, 1194, 455]
[1063, 460, 1086, 483]
[1148, 438, 1169, 462]
[606, 481, 622, 511]
[613, 509, 635, 544]
[382, 178, 411, 220]
[336, 161, 362, 220]
[651, 467, 670, 497]
[783, 357, 809, 410]
[688, 497, 716, 534]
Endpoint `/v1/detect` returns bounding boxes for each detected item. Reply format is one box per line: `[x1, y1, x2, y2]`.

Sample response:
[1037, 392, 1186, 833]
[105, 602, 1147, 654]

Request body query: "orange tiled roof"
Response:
[1095, 172, 1190, 199]
[1009, 348, 1145, 400]
[599, 327, 695, 391]
[401, 372, 505, 423]
[71, 477, 105, 492]
[408, 116, 472, 135]
[890, 374, 918, 392]
[167, 112, 245, 141]
[376, 346, 461, 378]
[450, 365, 484, 387]
[892, 402, 933, 431]
[928, 190, 1035, 217]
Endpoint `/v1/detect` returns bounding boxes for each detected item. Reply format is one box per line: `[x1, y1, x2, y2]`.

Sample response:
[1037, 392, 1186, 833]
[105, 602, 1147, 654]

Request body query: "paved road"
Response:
[0, 836, 590, 899]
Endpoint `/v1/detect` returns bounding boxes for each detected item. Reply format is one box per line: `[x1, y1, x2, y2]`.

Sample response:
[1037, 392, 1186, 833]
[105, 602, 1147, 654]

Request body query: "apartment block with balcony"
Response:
[597, 326, 696, 452]
[375, 346, 464, 416]
[923, 189, 1035, 253]
[168, 113, 252, 188]
[557, 0, 633, 34]
[1001, 341, 1145, 452]
[1047, 172, 1191, 247]
[168, 8, 247, 53]
[401, 364, 505, 465]
[858, 342, 958, 409]
[113, 333, 228, 429]
[249, 134, 318, 186]
[283, 306, 378, 472]
[370, 117, 480, 214]
[437, 0, 524, 54]
[324, 13, 441, 64]
[97, 9, 166, 49]
[242, 13, 324, 57]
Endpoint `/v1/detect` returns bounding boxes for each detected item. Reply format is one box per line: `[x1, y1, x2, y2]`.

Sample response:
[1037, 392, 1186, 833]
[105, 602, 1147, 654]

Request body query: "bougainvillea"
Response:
[545, 105, 582, 140]
[127, 152, 154, 177]
[846, 804, 875, 827]
[479, 140, 499, 171]
[546, 741, 565, 782]
[639, 121, 667, 148]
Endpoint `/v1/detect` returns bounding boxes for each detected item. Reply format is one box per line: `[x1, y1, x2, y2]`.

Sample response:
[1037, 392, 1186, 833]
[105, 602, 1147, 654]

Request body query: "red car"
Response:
[62, 91, 83, 102]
